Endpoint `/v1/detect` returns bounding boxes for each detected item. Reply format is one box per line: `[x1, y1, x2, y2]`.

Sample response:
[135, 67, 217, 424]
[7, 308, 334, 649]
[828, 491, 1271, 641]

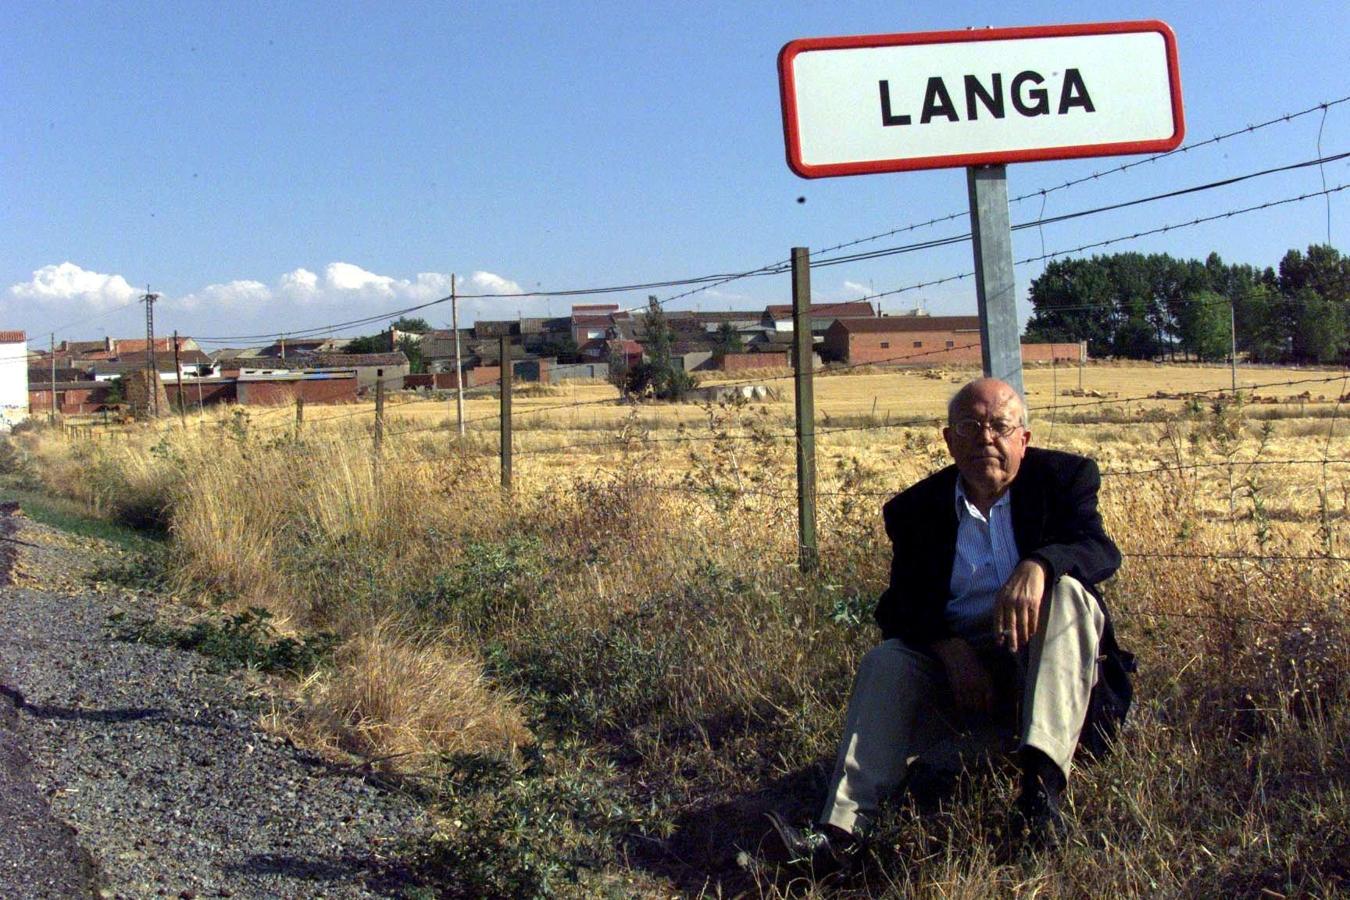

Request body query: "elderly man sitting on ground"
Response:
[772, 376, 1129, 867]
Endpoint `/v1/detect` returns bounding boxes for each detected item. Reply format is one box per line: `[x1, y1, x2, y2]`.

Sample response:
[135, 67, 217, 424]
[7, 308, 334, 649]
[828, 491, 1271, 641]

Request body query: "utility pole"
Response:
[499, 336, 512, 490]
[173, 330, 185, 426]
[49, 333, 56, 424]
[1230, 298, 1238, 393]
[143, 288, 160, 418]
[452, 273, 465, 436]
[791, 247, 818, 573]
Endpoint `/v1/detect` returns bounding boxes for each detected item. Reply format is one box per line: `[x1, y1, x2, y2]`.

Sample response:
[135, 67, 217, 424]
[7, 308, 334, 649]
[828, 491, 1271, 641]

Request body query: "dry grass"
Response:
[271, 622, 532, 772]
[12, 362, 1350, 897]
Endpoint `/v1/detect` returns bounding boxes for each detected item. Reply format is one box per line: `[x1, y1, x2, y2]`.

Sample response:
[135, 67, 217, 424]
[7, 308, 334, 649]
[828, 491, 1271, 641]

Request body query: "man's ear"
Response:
[1020, 428, 1032, 448]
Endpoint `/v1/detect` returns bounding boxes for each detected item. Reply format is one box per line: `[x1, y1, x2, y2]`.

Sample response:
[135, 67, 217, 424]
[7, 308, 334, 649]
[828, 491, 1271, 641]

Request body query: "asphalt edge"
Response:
[0, 501, 106, 898]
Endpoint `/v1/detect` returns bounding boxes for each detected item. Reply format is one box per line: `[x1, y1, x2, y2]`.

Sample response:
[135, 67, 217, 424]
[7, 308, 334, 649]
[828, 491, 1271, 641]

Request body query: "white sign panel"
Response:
[779, 21, 1184, 177]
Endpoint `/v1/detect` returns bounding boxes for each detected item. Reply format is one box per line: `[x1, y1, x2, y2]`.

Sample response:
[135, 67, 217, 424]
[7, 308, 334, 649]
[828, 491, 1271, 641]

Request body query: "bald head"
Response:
[942, 378, 1031, 512]
[947, 378, 1025, 428]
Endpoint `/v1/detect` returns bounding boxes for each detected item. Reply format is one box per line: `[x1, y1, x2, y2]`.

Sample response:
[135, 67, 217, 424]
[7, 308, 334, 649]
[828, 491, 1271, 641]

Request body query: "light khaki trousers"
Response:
[821, 576, 1105, 835]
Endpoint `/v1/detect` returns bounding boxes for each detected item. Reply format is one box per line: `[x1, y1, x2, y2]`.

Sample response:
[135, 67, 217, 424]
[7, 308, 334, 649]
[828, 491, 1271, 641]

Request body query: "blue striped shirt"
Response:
[946, 480, 1020, 647]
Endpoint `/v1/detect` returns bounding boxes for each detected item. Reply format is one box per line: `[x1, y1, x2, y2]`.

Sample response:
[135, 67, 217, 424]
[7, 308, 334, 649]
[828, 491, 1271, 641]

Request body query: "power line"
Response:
[813, 94, 1350, 258]
[192, 148, 1347, 347]
[808, 151, 1349, 272]
[852, 182, 1350, 306]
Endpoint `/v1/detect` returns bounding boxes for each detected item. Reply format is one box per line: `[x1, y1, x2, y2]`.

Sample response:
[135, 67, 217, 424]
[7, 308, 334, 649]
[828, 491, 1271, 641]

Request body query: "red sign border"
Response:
[778, 20, 1185, 178]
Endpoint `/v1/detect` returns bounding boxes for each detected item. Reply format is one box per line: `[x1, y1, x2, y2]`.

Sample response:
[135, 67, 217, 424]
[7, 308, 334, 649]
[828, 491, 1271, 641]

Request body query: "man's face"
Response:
[942, 382, 1030, 501]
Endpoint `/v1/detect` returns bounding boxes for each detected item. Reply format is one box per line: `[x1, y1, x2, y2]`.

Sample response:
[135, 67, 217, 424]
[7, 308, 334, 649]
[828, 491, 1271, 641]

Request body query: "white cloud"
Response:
[173, 280, 271, 311]
[403, 272, 454, 302]
[325, 262, 396, 294]
[4, 260, 535, 338]
[279, 268, 318, 293]
[842, 280, 872, 297]
[465, 270, 523, 296]
[7, 262, 138, 308]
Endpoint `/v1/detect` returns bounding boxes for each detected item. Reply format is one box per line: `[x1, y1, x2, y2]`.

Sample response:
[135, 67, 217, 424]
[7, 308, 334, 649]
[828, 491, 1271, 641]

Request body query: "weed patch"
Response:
[407, 742, 643, 898]
[109, 607, 339, 675]
[407, 535, 544, 632]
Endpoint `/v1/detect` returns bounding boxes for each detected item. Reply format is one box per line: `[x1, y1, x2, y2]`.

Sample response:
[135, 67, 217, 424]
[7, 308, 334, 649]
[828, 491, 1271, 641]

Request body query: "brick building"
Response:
[823, 316, 1083, 366]
[236, 374, 359, 406]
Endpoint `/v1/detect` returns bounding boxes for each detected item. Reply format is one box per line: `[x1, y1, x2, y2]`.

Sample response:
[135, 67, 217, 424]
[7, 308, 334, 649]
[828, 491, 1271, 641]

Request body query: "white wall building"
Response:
[0, 331, 29, 431]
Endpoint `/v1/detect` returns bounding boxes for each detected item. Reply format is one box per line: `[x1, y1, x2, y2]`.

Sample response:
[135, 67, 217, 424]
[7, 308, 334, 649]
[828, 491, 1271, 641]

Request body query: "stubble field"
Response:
[8, 361, 1349, 897]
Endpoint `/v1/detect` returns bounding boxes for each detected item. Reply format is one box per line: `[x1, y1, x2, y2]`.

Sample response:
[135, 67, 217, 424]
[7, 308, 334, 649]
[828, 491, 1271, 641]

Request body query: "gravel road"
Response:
[0, 503, 437, 899]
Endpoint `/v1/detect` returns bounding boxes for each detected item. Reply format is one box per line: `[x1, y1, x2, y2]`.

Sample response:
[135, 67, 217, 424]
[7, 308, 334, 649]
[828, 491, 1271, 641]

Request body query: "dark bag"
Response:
[1076, 621, 1136, 761]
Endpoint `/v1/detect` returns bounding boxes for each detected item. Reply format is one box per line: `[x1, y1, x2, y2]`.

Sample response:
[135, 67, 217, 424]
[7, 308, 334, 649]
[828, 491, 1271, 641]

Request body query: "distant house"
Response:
[255, 338, 347, 358]
[763, 301, 876, 333]
[823, 315, 1083, 366]
[308, 352, 410, 391]
[58, 336, 202, 361]
[89, 349, 217, 382]
[0, 330, 29, 429]
[29, 380, 116, 415]
[822, 315, 981, 365]
[236, 372, 359, 406]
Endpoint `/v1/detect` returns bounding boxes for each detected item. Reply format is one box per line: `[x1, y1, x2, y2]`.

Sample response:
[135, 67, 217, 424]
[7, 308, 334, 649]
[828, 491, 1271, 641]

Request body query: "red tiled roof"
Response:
[310, 352, 409, 368]
[0, 331, 27, 343]
[831, 316, 982, 334]
[764, 301, 876, 319]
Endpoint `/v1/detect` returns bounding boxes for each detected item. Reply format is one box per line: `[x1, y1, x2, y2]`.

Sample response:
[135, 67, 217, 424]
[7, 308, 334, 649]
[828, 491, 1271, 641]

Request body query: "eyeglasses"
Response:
[950, 418, 1023, 439]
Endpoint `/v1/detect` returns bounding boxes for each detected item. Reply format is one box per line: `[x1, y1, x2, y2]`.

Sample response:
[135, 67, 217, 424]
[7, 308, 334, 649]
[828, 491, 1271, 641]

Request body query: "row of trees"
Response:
[1023, 244, 1349, 364]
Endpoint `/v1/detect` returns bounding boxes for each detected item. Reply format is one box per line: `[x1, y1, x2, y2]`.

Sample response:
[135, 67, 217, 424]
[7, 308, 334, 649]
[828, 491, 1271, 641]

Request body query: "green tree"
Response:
[343, 334, 383, 354]
[397, 335, 426, 373]
[104, 375, 126, 405]
[1278, 245, 1350, 301]
[625, 296, 695, 400]
[1024, 258, 1117, 357]
[539, 334, 580, 363]
[1177, 291, 1231, 362]
[711, 321, 744, 357]
[1234, 284, 1288, 363]
[1278, 245, 1348, 363]
[391, 316, 432, 333]
[1291, 288, 1347, 364]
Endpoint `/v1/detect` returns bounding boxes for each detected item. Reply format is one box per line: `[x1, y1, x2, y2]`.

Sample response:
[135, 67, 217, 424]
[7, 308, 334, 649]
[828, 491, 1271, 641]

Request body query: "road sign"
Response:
[779, 21, 1184, 178]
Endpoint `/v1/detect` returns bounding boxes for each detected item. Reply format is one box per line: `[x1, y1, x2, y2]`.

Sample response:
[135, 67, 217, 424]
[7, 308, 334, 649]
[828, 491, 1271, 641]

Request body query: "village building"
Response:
[822, 315, 1084, 366]
[0, 331, 30, 430]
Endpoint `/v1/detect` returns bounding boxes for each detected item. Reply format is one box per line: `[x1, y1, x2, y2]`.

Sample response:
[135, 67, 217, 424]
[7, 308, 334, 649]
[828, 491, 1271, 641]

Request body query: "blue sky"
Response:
[3, 1, 1347, 349]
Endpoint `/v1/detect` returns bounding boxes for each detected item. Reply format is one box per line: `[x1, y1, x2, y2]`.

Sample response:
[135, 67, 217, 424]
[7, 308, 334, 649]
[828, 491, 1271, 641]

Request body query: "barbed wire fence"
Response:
[29, 92, 1350, 634]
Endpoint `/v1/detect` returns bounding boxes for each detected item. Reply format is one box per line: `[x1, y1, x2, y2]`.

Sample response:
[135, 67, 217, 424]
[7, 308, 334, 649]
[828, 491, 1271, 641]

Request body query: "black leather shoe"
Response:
[765, 812, 860, 873]
[904, 761, 958, 814]
[1009, 783, 1067, 852]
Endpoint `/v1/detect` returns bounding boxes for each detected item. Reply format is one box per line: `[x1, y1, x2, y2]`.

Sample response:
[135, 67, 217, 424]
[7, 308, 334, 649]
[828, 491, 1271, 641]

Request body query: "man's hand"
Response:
[932, 637, 993, 714]
[996, 559, 1049, 653]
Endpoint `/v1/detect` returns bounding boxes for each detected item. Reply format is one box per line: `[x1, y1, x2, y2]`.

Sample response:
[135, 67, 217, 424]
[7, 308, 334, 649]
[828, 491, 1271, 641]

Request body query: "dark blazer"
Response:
[874, 446, 1121, 646]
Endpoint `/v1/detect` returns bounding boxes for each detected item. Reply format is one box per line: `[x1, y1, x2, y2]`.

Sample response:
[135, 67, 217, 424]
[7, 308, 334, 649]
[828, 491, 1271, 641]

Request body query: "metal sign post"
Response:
[967, 164, 1024, 399]
[778, 19, 1183, 408]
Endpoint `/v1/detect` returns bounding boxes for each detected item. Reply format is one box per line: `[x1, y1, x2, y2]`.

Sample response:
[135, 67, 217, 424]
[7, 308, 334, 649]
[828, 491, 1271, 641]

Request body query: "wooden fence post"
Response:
[374, 369, 385, 456]
[500, 337, 512, 491]
[792, 246, 818, 572]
